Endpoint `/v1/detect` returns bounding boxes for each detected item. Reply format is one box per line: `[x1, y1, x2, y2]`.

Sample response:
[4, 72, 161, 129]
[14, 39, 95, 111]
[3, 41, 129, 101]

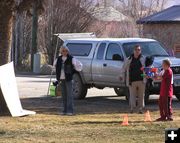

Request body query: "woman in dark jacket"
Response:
[56, 46, 82, 115]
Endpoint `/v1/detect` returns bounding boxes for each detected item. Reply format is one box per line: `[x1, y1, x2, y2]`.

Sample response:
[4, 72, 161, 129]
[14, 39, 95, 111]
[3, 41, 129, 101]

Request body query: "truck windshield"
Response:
[122, 42, 169, 57]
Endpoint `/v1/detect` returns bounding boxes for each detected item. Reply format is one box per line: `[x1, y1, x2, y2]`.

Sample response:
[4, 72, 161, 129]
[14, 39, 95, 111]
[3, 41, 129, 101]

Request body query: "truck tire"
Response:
[73, 73, 87, 99]
[125, 89, 129, 101]
[114, 87, 129, 101]
[175, 94, 180, 101]
[145, 89, 150, 105]
[114, 88, 124, 96]
[144, 80, 151, 105]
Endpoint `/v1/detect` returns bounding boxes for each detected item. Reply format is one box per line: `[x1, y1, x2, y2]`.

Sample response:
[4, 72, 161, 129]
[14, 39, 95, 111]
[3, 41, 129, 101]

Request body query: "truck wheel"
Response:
[73, 73, 87, 99]
[145, 89, 150, 105]
[175, 94, 180, 101]
[125, 90, 129, 101]
[114, 87, 129, 101]
[114, 88, 124, 96]
[144, 79, 153, 105]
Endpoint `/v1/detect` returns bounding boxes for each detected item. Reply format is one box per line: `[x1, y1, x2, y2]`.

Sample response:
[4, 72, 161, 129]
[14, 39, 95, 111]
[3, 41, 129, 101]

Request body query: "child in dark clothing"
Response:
[144, 56, 154, 87]
[156, 59, 173, 121]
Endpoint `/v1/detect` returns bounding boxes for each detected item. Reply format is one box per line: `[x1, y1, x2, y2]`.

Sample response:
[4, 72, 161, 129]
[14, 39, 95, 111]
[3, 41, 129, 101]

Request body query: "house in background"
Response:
[88, 6, 137, 38]
[87, 0, 138, 38]
[137, 5, 180, 57]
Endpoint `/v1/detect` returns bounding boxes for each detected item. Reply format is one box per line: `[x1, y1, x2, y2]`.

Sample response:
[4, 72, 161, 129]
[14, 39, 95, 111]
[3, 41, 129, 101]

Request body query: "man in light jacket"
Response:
[122, 45, 146, 114]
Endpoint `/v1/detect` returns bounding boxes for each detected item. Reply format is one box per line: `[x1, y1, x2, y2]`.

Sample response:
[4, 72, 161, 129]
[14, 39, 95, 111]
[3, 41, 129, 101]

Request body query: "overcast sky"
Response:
[166, 0, 180, 7]
[95, 0, 180, 8]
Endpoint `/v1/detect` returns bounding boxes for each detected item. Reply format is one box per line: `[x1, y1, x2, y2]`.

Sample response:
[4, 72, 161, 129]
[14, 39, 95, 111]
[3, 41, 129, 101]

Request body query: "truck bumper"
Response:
[149, 78, 180, 95]
[148, 85, 180, 94]
[173, 78, 180, 93]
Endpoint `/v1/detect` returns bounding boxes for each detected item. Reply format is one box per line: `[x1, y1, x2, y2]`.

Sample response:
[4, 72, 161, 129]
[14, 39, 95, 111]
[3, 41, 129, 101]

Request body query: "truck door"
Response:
[101, 43, 124, 86]
[92, 42, 124, 86]
[92, 42, 107, 83]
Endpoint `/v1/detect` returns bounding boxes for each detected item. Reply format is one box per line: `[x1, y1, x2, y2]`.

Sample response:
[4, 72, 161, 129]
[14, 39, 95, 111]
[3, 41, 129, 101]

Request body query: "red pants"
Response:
[159, 96, 173, 119]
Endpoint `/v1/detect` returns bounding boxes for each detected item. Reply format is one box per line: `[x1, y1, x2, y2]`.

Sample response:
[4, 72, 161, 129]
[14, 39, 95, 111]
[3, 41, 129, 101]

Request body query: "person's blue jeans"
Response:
[60, 80, 74, 114]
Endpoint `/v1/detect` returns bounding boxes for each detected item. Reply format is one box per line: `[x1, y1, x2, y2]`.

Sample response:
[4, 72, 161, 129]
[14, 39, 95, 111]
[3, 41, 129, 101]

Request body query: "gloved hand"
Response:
[53, 81, 59, 86]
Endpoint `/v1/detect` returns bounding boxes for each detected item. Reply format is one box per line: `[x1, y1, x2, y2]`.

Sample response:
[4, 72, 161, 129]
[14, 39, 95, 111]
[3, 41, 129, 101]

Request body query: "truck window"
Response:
[106, 43, 123, 60]
[97, 43, 106, 59]
[67, 43, 92, 56]
[122, 42, 169, 57]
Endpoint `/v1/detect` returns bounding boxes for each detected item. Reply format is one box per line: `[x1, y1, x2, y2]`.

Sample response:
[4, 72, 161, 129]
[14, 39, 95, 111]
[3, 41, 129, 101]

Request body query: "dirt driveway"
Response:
[16, 74, 179, 114]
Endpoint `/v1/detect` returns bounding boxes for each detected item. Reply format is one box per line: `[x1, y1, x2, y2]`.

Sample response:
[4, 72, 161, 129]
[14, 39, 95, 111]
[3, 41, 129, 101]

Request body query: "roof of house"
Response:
[88, 6, 131, 22]
[137, 5, 180, 24]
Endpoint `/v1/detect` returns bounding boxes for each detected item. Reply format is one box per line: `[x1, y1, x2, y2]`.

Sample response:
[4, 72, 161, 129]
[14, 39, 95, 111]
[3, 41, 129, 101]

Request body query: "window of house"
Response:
[174, 44, 180, 53]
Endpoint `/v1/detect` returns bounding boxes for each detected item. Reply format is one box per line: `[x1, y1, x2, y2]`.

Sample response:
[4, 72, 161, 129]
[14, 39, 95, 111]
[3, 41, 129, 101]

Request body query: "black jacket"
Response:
[129, 54, 143, 83]
[56, 55, 74, 81]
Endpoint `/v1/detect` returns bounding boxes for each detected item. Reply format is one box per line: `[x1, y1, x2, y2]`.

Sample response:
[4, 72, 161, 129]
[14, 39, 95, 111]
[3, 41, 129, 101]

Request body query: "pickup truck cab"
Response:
[64, 38, 180, 103]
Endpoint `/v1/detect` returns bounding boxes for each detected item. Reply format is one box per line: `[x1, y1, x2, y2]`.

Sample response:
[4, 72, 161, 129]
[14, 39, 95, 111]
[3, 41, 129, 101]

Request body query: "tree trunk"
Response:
[31, 1, 39, 71]
[0, 4, 13, 115]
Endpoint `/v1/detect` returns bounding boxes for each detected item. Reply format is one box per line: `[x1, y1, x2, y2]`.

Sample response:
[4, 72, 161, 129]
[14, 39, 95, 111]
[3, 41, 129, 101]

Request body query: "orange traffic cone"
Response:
[144, 110, 152, 122]
[121, 114, 129, 125]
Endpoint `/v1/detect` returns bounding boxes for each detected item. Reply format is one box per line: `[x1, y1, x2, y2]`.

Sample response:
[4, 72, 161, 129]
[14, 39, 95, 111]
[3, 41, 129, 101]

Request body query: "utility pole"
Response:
[31, 1, 38, 71]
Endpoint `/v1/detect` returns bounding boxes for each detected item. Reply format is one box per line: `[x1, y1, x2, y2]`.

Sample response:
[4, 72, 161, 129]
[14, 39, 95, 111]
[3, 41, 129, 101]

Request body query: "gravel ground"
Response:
[15, 74, 180, 114]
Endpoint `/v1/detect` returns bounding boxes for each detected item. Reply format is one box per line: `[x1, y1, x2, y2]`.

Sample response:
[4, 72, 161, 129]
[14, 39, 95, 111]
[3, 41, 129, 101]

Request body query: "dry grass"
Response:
[0, 96, 179, 143]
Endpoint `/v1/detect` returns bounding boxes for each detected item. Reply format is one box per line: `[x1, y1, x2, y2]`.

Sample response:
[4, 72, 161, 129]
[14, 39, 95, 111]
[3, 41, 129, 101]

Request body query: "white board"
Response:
[0, 62, 36, 117]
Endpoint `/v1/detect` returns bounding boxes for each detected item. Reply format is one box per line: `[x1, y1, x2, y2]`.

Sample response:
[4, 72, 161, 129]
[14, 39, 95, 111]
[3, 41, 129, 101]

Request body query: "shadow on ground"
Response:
[21, 95, 180, 115]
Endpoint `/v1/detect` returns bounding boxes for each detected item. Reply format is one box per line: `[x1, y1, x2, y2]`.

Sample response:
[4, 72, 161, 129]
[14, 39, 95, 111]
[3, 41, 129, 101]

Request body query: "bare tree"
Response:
[11, 0, 96, 69]
[11, 11, 33, 70]
[40, 0, 95, 64]
[118, 0, 169, 20]
[117, 0, 169, 36]
[0, 0, 44, 115]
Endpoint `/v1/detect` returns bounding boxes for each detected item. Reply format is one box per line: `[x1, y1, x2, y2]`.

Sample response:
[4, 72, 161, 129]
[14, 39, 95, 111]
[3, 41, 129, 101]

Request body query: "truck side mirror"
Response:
[112, 54, 123, 61]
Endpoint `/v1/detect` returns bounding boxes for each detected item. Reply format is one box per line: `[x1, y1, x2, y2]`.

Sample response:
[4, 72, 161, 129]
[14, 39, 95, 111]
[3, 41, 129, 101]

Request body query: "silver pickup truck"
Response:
[64, 38, 180, 103]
